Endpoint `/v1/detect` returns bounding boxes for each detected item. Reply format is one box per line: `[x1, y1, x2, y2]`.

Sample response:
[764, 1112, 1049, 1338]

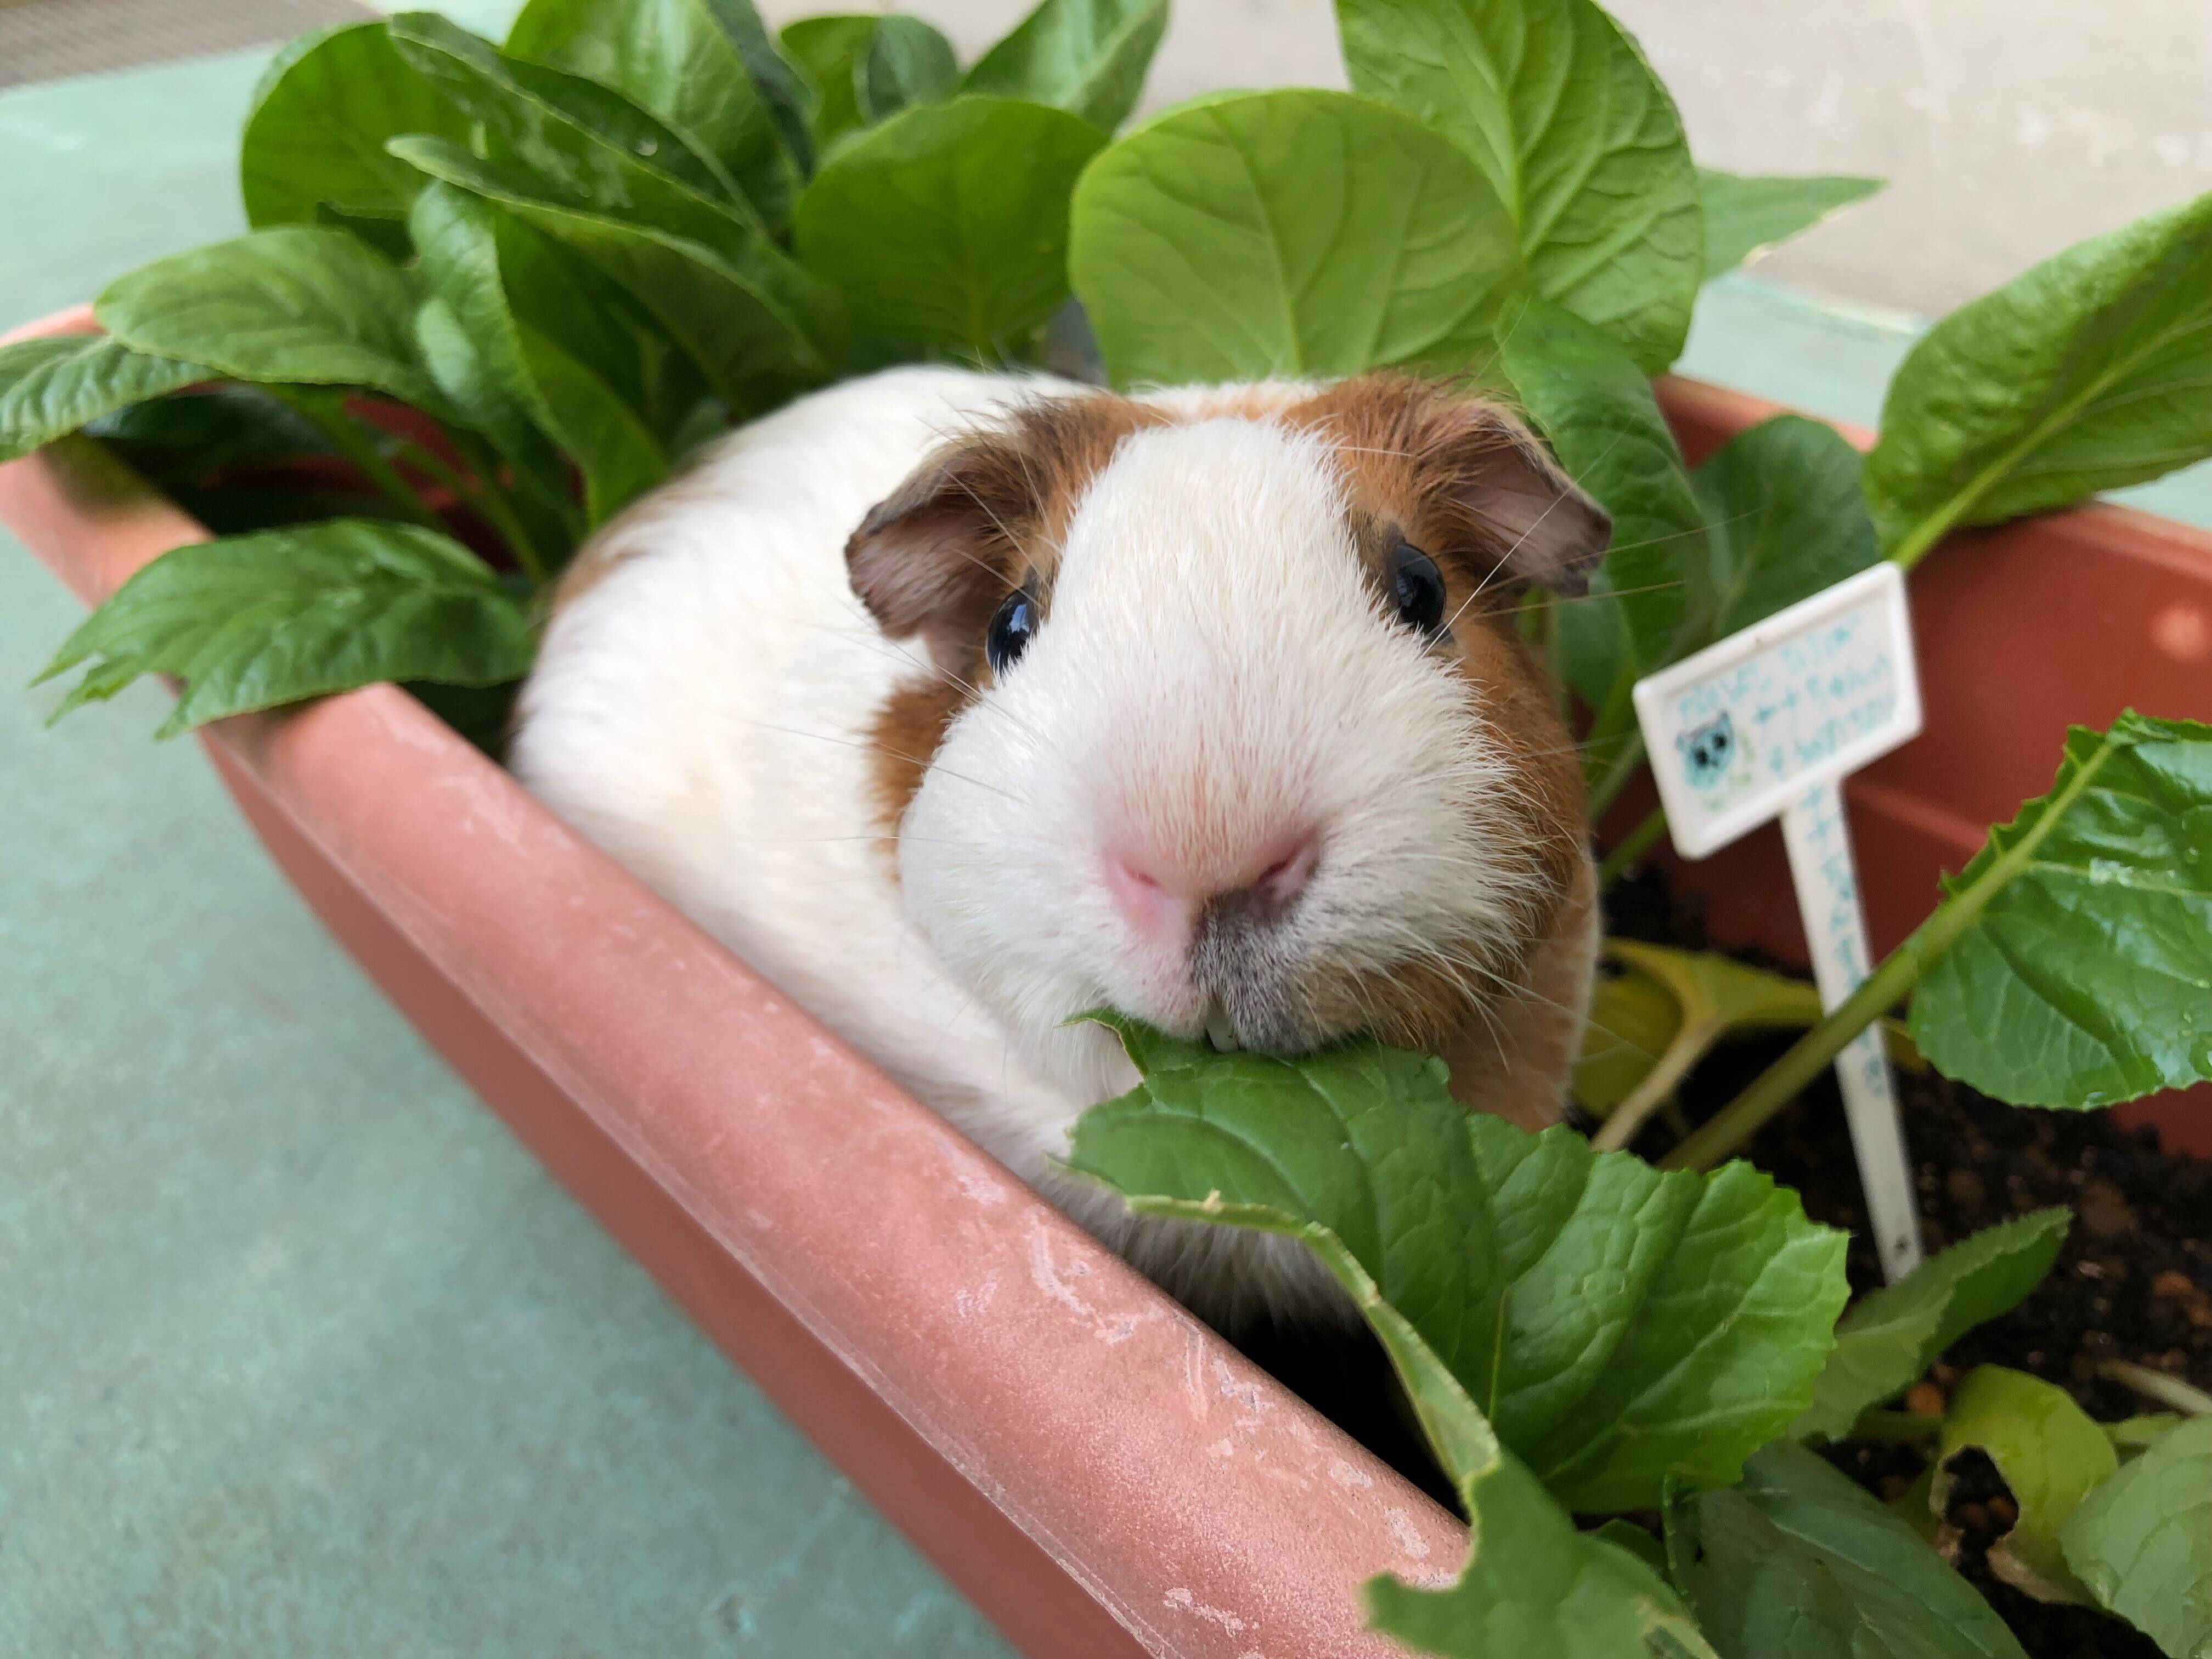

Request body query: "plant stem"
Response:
[273, 390, 444, 533]
[1662, 732, 2119, 1171]
[1849, 1409, 1944, 1443]
[1597, 805, 1668, 887]
[1590, 1017, 1716, 1153]
[397, 435, 550, 585]
[2098, 1360, 2212, 1418]
[1586, 728, 1648, 823]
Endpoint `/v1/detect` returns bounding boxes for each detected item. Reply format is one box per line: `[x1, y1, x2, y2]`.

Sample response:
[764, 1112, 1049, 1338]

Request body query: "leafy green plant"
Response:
[3, 0, 1173, 735]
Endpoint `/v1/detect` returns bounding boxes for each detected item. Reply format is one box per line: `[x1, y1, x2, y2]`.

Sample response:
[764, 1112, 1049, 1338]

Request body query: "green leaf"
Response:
[857, 14, 960, 125]
[1694, 414, 1882, 641]
[963, 0, 1169, 131]
[83, 383, 332, 483]
[1795, 1210, 2071, 1442]
[239, 20, 475, 234]
[780, 15, 877, 152]
[390, 137, 843, 413]
[1678, 1440, 2031, 1659]
[1069, 89, 1527, 386]
[0, 335, 212, 464]
[1699, 168, 1885, 280]
[94, 228, 445, 412]
[1864, 189, 2212, 566]
[1336, 0, 1702, 374]
[1498, 296, 1707, 700]
[1360, 1305, 1717, 1659]
[1574, 964, 1683, 1118]
[504, 0, 798, 225]
[34, 521, 535, 738]
[2062, 1415, 2212, 1657]
[387, 13, 766, 246]
[410, 183, 663, 527]
[1933, 1365, 2117, 1603]
[1065, 1018, 1848, 1511]
[794, 95, 1106, 359]
[1908, 714, 2212, 1109]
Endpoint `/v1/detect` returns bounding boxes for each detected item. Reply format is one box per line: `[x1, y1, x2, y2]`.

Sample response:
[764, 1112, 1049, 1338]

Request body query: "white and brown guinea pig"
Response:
[510, 366, 1610, 1330]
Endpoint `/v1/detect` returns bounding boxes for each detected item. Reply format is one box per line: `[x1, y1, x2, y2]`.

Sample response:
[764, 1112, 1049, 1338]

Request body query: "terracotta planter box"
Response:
[4, 307, 2205, 1658]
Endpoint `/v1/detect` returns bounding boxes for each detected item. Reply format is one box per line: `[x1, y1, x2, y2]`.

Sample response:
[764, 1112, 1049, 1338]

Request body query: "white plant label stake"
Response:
[1633, 562, 1927, 1281]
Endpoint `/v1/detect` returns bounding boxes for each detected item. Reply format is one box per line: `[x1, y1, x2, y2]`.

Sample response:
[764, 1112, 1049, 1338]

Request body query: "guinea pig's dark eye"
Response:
[985, 586, 1037, 676]
[1390, 541, 1447, 636]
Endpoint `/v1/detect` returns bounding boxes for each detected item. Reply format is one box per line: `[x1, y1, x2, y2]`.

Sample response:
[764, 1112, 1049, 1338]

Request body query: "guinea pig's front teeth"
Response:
[1205, 1008, 1240, 1053]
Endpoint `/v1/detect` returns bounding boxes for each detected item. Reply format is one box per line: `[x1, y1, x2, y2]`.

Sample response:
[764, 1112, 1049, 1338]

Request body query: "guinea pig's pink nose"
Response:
[1104, 831, 1321, 941]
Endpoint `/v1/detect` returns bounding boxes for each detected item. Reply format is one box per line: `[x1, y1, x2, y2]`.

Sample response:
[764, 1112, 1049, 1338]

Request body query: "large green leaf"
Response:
[387, 13, 765, 246]
[1498, 296, 1706, 703]
[1069, 89, 1527, 386]
[1065, 1018, 1847, 1512]
[1933, 1365, 2117, 1604]
[1355, 1294, 1716, 1658]
[2062, 1416, 2212, 1658]
[794, 95, 1105, 359]
[780, 15, 877, 152]
[1794, 1210, 2070, 1443]
[1864, 189, 2212, 566]
[1699, 168, 1884, 280]
[963, 0, 1169, 131]
[1908, 714, 2212, 1108]
[856, 15, 960, 125]
[1336, 0, 1702, 373]
[238, 20, 475, 235]
[94, 228, 445, 412]
[0, 335, 212, 464]
[1693, 414, 1882, 641]
[390, 138, 843, 413]
[410, 184, 663, 528]
[1676, 1440, 2031, 1659]
[35, 520, 534, 738]
[504, 0, 798, 225]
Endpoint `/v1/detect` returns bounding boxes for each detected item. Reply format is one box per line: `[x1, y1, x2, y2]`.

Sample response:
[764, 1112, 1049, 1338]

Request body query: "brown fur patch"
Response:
[854, 393, 1164, 838]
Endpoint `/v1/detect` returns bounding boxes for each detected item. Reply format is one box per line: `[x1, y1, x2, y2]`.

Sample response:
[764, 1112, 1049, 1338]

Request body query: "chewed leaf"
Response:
[1680, 1441, 2031, 1659]
[1068, 89, 1527, 387]
[1865, 188, 2212, 563]
[1698, 168, 1884, 279]
[1795, 1209, 2070, 1443]
[1909, 714, 2212, 1109]
[1933, 1365, 2117, 1604]
[36, 520, 534, 738]
[1065, 1019, 1847, 1511]
[0, 335, 212, 464]
[2061, 1415, 2212, 1657]
[1338, 0, 1702, 373]
[240, 20, 475, 236]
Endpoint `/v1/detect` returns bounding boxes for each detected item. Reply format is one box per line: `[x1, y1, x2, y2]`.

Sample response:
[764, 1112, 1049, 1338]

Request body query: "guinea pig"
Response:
[510, 365, 1610, 1331]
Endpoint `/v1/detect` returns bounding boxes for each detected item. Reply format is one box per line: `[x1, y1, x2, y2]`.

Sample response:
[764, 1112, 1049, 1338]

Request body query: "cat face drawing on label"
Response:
[1678, 710, 1737, 790]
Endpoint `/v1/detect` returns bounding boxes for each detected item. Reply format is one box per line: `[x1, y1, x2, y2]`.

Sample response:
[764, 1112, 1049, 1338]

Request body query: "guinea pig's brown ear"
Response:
[1427, 400, 1613, 597]
[845, 431, 1035, 662]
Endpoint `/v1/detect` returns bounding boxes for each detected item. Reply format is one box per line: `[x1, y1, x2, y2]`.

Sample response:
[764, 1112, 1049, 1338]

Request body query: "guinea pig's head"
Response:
[846, 374, 1609, 1099]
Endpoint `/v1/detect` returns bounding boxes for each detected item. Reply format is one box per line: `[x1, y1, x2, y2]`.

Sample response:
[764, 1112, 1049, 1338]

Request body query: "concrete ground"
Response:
[3, 5, 2208, 1658]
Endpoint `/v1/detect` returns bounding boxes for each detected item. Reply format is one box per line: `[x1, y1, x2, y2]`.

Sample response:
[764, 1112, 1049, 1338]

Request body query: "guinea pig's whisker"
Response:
[719, 715, 1031, 808]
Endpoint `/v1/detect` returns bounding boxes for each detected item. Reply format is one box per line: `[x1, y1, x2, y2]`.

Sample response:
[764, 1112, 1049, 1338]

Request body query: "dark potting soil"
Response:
[1605, 867, 2211, 1659]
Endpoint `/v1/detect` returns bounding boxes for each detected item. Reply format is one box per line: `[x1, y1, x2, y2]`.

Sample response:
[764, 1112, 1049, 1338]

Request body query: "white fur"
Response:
[514, 366, 1561, 1329]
